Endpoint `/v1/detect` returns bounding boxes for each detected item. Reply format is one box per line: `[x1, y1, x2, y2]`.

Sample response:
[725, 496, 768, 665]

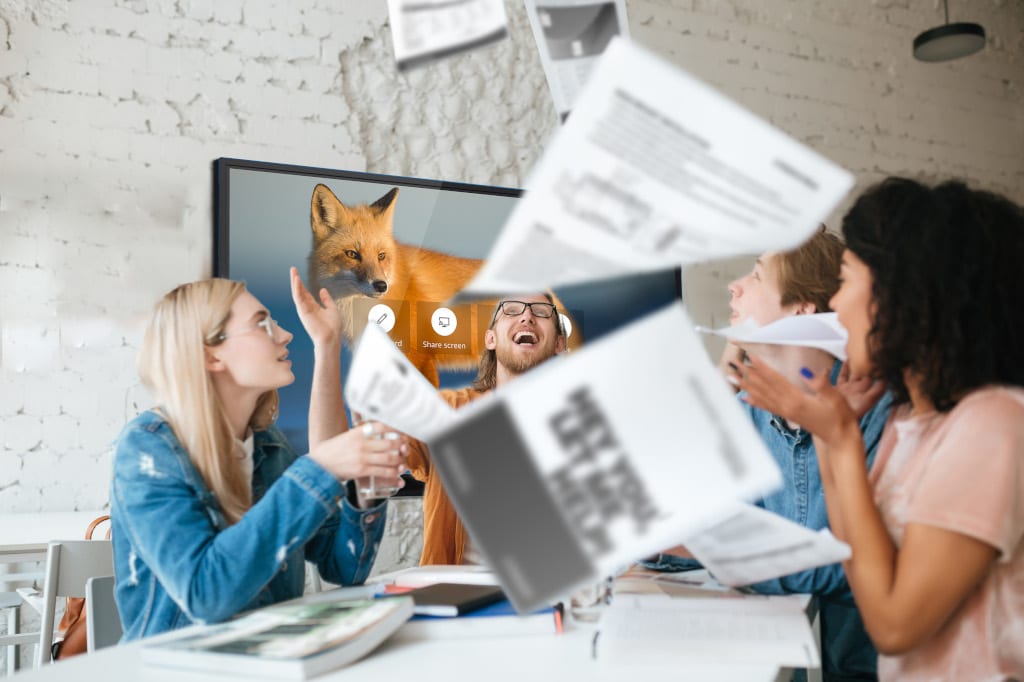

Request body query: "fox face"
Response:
[308, 184, 400, 300]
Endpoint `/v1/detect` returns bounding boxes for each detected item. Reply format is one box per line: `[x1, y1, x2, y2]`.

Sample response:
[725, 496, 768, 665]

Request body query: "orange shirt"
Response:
[406, 387, 488, 565]
[869, 387, 1024, 681]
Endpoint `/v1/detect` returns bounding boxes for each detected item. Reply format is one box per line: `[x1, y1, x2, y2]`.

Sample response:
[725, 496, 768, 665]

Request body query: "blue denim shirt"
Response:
[110, 410, 386, 641]
[643, 362, 892, 680]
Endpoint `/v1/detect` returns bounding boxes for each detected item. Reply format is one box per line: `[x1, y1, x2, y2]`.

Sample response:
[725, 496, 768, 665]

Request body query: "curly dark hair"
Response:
[842, 177, 1024, 411]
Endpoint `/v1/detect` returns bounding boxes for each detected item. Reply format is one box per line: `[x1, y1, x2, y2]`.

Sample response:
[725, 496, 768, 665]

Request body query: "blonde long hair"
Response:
[137, 279, 278, 525]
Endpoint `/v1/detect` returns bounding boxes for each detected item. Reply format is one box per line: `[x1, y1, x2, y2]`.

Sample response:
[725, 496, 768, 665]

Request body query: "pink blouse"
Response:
[869, 386, 1024, 681]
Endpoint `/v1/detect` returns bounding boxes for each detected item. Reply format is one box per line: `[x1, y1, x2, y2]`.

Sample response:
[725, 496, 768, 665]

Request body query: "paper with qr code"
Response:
[344, 324, 457, 441]
[425, 302, 783, 613]
[457, 37, 854, 299]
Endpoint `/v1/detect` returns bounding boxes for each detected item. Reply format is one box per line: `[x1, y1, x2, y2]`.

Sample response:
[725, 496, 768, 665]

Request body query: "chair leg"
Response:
[5, 604, 17, 675]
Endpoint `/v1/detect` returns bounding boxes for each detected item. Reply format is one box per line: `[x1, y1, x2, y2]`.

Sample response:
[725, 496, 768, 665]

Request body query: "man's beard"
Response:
[495, 338, 557, 376]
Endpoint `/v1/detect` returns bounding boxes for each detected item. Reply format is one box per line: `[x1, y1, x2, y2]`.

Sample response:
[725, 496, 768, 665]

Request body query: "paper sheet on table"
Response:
[386, 0, 508, 71]
[456, 38, 854, 299]
[683, 501, 851, 587]
[344, 323, 457, 441]
[698, 313, 849, 360]
[614, 567, 733, 598]
[598, 593, 819, 668]
[425, 302, 783, 612]
[524, 0, 630, 121]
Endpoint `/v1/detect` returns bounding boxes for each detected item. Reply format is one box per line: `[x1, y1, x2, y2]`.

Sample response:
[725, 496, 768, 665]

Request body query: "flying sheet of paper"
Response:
[698, 312, 849, 360]
[456, 38, 854, 298]
[683, 500, 851, 587]
[598, 593, 819, 668]
[524, 0, 630, 121]
[344, 324, 457, 441]
[387, 0, 508, 71]
[425, 302, 783, 612]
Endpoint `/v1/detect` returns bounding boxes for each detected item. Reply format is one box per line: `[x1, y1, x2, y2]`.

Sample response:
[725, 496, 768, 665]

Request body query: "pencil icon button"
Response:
[368, 303, 397, 333]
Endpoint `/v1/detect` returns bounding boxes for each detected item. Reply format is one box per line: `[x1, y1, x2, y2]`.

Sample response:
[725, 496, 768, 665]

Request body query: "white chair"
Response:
[32, 540, 114, 668]
[0, 590, 38, 674]
[84, 576, 121, 652]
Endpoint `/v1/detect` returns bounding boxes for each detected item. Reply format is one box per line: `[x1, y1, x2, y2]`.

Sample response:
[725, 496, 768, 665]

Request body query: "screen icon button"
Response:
[431, 307, 458, 337]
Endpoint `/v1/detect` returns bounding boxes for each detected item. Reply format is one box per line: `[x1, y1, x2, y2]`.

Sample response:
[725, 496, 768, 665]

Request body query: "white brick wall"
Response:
[1, 0, 1021, 524]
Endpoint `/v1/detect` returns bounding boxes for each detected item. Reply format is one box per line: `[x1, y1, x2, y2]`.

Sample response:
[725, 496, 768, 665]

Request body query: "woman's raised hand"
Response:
[290, 266, 342, 348]
[738, 354, 861, 448]
[309, 421, 409, 483]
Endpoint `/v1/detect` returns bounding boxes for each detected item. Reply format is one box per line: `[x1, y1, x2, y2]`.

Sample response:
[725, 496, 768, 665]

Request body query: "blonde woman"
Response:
[111, 268, 407, 640]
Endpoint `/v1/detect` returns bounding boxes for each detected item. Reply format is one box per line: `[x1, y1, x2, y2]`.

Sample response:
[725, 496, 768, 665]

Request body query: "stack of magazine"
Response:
[141, 595, 414, 680]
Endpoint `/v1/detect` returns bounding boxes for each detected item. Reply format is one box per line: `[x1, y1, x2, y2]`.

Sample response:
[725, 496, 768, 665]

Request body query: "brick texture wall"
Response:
[1, 0, 1021, 555]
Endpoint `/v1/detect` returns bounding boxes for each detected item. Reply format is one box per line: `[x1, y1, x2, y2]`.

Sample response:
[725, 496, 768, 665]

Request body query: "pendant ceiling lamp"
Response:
[913, 0, 986, 62]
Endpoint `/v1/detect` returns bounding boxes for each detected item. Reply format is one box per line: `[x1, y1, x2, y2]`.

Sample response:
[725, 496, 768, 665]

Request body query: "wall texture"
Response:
[1, 0, 1021, 541]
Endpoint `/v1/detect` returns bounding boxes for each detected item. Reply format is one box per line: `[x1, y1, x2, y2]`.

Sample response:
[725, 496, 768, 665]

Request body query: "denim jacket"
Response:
[643, 362, 892, 679]
[110, 410, 386, 641]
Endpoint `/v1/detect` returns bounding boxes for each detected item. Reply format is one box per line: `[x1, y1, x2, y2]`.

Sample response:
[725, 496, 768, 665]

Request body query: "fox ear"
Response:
[310, 184, 352, 241]
[370, 188, 399, 222]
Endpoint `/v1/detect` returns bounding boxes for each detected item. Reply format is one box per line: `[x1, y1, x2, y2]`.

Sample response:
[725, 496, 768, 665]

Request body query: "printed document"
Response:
[682, 501, 852, 587]
[524, 0, 630, 121]
[387, 0, 508, 71]
[344, 323, 456, 440]
[458, 38, 854, 297]
[598, 593, 819, 668]
[699, 312, 849, 360]
[424, 302, 783, 612]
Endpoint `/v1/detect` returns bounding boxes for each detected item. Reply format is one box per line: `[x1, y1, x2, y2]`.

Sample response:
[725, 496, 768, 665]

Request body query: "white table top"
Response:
[9, 627, 786, 682]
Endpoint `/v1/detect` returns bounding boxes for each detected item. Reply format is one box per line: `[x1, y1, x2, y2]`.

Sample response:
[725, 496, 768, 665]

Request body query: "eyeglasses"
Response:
[217, 316, 279, 342]
[492, 300, 557, 320]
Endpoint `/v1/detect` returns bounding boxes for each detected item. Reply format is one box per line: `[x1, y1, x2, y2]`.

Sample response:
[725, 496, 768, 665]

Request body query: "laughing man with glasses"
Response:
[406, 293, 566, 566]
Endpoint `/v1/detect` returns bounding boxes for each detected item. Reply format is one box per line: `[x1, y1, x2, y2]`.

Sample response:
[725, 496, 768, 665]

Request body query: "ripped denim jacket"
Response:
[110, 410, 386, 641]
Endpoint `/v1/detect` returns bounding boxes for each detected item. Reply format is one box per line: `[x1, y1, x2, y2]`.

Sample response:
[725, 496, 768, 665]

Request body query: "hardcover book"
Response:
[397, 599, 560, 640]
[141, 596, 414, 680]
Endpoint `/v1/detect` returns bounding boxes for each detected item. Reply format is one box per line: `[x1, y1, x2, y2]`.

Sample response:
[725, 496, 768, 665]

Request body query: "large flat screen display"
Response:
[214, 158, 681, 457]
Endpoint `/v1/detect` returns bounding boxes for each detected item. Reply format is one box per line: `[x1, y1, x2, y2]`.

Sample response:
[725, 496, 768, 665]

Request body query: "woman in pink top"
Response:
[735, 177, 1024, 681]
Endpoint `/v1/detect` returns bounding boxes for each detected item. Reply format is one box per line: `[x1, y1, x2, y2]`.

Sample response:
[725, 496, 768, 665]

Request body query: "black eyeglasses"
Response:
[492, 300, 557, 320]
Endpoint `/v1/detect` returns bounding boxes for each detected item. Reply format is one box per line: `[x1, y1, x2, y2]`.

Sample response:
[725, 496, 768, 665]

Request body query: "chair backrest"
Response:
[36, 540, 113, 667]
[85, 576, 121, 652]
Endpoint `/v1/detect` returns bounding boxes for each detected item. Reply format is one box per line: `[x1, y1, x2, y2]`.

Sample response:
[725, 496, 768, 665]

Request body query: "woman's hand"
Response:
[834, 361, 886, 419]
[718, 342, 746, 392]
[738, 354, 860, 448]
[309, 421, 409, 482]
[290, 266, 341, 348]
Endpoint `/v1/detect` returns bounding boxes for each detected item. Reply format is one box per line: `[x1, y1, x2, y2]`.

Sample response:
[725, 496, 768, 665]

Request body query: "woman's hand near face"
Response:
[309, 421, 409, 483]
[738, 354, 861, 448]
[290, 266, 341, 349]
[834, 361, 886, 419]
[718, 342, 746, 392]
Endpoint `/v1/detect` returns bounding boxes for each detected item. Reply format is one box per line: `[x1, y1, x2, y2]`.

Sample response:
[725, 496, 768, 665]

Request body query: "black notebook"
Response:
[408, 583, 506, 617]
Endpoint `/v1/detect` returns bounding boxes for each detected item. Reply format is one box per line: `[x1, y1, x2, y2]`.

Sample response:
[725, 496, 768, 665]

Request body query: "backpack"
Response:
[51, 514, 111, 661]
